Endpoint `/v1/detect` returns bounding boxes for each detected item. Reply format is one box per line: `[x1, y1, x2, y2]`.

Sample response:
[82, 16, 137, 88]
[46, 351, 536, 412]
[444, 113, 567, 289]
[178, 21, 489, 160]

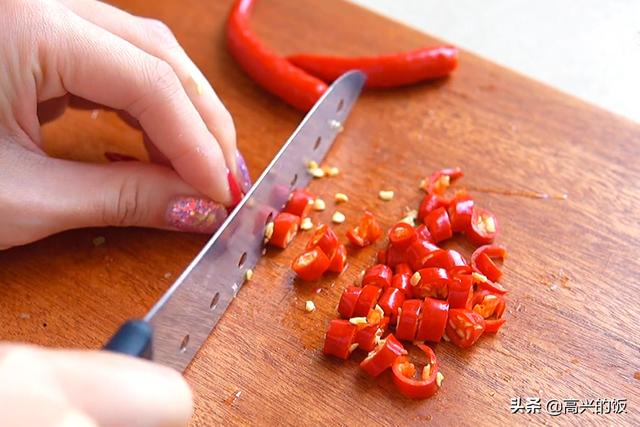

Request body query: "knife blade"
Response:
[105, 71, 366, 371]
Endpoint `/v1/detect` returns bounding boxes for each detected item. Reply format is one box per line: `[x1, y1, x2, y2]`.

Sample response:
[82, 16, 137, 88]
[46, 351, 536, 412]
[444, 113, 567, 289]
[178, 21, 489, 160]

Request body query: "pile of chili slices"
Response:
[264, 167, 508, 400]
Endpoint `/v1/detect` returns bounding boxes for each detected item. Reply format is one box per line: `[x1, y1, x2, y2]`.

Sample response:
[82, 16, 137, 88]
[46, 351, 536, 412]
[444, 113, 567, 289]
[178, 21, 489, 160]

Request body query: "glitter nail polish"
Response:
[235, 150, 252, 193]
[166, 197, 227, 234]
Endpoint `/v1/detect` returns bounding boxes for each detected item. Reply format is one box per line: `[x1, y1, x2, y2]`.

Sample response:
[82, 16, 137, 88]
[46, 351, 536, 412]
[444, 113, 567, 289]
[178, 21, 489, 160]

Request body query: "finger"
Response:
[49, 7, 232, 204]
[0, 143, 227, 249]
[58, 0, 244, 188]
[0, 344, 192, 427]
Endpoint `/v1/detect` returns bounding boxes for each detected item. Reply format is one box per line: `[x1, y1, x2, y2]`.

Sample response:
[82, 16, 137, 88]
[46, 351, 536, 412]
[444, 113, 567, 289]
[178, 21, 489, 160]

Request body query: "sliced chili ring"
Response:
[466, 207, 498, 245]
[352, 285, 383, 317]
[419, 193, 449, 221]
[471, 290, 506, 333]
[406, 240, 439, 271]
[386, 244, 408, 268]
[391, 273, 413, 299]
[447, 274, 473, 309]
[415, 298, 449, 342]
[355, 317, 390, 352]
[391, 344, 441, 399]
[306, 224, 339, 260]
[291, 248, 330, 281]
[395, 263, 412, 276]
[449, 197, 474, 233]
[412, 268, 450, 299]
[447, 249, 467, 268]
[362, 264, 393, 288]
[346, 227, 367, 247]
[359, 334, 407, 377]
[424, 167, 464, 195]
[376, 249, 387, 265]
[414, 224, 433, 243]
[473, 272, 508, 295]
[445, 308, 485, 348]
[268, 212, 301, 249]
[323, 319, 358, 359]
[328, 243, 348, 273]
[388, 222, 417, 249]
[395, 299, 422, 341]
[338, 286, 362, 318]
[284, 189, 315, 218]
[471, 244, 507, 282]
[377, 287, 406, 323]
[484, 318, 506, 333]
[425, 207, 453, 243]
[421, 248, 452, 269]
[361, 211, 383, 242]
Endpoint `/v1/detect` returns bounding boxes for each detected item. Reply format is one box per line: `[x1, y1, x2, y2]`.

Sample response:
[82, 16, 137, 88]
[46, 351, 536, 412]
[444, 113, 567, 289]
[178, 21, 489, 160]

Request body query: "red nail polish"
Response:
[227, 168, 243, 209]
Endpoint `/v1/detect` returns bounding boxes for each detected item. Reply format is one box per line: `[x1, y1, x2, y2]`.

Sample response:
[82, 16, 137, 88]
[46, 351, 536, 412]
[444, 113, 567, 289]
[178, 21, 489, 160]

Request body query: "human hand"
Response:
[0, 343, 193, 427]
[0, 0, 252, 250]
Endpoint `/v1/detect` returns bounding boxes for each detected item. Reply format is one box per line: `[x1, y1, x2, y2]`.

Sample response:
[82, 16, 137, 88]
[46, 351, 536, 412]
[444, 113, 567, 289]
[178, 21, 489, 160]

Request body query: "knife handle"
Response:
[104, 319, 153, 359]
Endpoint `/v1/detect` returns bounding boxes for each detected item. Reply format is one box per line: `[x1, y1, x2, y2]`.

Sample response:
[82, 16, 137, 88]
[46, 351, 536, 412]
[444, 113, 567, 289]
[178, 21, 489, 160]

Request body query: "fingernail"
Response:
[166, 197, 227, 234]
[227, 168, 243, 209]
[105, 152, 139, 162]
[235, 150, 252, 193]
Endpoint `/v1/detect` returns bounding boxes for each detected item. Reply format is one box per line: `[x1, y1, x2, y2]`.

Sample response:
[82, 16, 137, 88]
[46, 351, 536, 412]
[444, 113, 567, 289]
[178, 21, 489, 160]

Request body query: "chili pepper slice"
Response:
[378, 287, 406, 323]
[356, 317, 390, 352]
[449, 197, 475, 233]
[471, 244, 507, 282]
[283, 189, 315, 218]
[447, 249, 468, 268]
[425, 207, 453, 243]
[386, 244, 407, 268]
[422, 167, 464, 195]
[391, 273, 414, 299]
[328, 243, 348, 273]
[376, 249, 387, 265]
[466, 207, 498, 245]
[473, 272, 508, 295]
[362, 264, 393, 288]
[288, 45, 458, 88]
[447, 274, 473, 309]
[306, 224, 339, 260]
[388, 222, 417, 249]
[395, 263, 413, 276]
[406, 240, 439, 271]
[472, 290, 506, 333]
[414, 224, 433, 243]
[415, 298, 449, 342]
[360, 334, 407, 377]
[412, 268, 450, 299]
[227, 0, 328, 111]
[323, 319, 358, 359]
[395, 299, 422, 341]
[346, 212, 382, 248]
[421, 249, 452, 269]
[268, 212, 301, 249]
[338, 286, 362, 318]
[391, 344, 441, 399]
[445, 308, 486, 348]
[353, 285, 383, 317]
[419, 194, 449, 222]
[291, 248, 330, 281]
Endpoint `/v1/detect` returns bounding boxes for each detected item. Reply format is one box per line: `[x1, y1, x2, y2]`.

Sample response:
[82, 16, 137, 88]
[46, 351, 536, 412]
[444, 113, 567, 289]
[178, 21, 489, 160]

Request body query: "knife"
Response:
[104, 71, 366, 371]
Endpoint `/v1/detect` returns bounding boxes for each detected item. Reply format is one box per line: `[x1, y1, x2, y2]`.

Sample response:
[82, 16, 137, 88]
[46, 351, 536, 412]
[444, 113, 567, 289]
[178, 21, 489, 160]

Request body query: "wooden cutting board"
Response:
[1, 0, 639, 425]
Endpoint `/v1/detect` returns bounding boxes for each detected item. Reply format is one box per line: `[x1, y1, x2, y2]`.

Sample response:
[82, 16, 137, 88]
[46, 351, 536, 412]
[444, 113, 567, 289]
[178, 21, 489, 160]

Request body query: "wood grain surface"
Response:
[1, 0, 639, 425]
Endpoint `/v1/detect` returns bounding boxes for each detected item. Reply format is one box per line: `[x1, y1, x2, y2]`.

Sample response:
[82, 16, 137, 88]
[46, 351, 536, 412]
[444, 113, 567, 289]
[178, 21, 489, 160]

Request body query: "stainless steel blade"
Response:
[145, 71, 366, 371]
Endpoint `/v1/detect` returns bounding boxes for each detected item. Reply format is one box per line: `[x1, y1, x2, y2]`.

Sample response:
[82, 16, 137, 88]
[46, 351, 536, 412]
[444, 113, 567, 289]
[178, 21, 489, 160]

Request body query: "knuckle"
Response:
[129, 58, 181, 116]
[141, 18, 179, 50]
[104, 174, 146, 227]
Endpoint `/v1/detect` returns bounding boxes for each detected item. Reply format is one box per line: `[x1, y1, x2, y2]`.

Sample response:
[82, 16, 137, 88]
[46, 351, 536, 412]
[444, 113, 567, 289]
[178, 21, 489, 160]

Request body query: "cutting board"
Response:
[1, 0, 639, 425]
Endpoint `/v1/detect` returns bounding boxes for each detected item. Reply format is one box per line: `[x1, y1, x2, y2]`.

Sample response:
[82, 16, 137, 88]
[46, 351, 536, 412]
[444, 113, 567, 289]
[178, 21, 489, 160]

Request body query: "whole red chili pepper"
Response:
[288, 46, 458, 88]
[226, 0, 328, 111]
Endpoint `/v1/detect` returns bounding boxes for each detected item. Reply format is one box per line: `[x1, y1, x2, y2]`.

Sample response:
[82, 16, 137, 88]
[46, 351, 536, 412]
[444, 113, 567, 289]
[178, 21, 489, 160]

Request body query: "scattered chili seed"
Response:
[245, 269, 253, 281]
[305, 300, 316, 312]
[313, 198, 326, 211]
[335, 193, 349, 203]
[311, 168, 325, 178]
[332, 211, 346, 224]
[379, 190, 394, 201]
[300, 217, 314, 230]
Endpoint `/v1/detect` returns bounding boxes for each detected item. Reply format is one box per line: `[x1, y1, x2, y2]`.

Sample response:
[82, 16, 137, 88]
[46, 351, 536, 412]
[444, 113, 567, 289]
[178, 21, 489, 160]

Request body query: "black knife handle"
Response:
[104, 319, 153, 359]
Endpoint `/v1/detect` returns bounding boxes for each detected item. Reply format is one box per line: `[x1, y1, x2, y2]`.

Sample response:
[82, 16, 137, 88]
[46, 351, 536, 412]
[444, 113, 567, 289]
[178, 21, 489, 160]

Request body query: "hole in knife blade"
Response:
[313, 137, 321, 150]
[238, 252, 247, 268]
[290, 174, 298, 187]
[210, 292, 220, 310]
[337, 99, 344, 112]
[179, 334, 189, 353]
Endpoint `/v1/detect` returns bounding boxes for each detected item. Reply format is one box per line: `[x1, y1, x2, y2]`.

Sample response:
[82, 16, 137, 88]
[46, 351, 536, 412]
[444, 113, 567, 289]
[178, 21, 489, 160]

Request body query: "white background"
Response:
[348, 0, 640, 124]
